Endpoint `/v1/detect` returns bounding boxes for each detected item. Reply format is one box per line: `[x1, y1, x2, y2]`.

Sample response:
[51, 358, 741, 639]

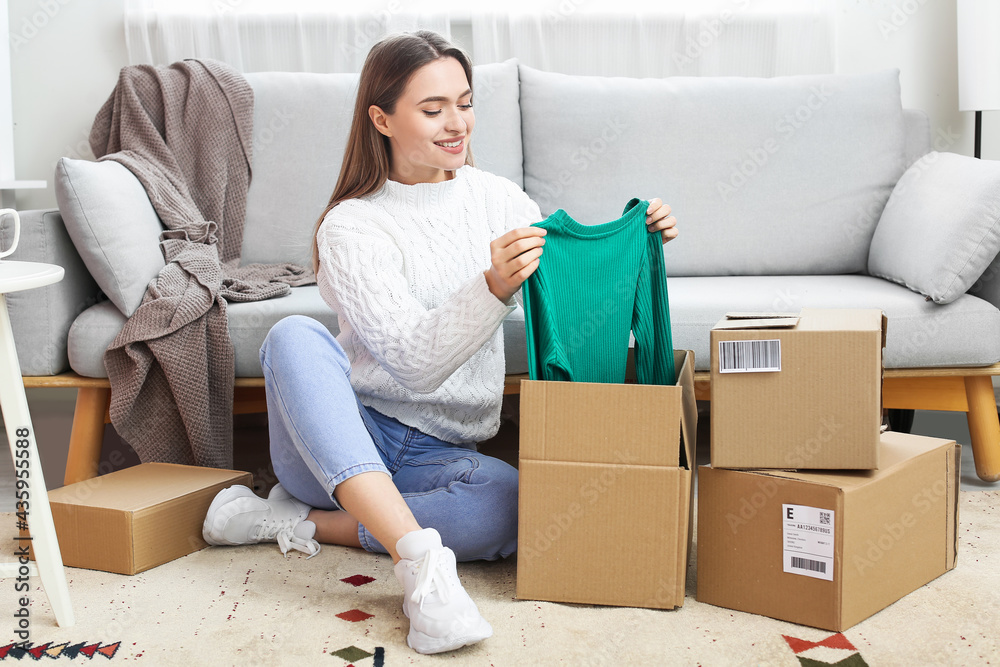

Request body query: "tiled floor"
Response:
[0, 391, 996, 513]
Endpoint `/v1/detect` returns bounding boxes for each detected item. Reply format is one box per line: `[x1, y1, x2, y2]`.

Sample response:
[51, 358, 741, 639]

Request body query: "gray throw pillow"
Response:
[55, 157, 165, 316]
[868, 151, 1000, 304]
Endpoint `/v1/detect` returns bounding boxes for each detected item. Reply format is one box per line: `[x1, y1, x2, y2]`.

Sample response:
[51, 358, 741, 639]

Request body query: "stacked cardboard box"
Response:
[709, 309, 885, 470]
[697, 309, 960, 631]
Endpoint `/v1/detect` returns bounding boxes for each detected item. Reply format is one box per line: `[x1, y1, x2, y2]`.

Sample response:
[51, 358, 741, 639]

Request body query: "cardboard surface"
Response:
[46, 463, 252, 575]
[696, 432, 959, 631]
[517, 350, 696, 610]
[725, 312, 801, 320]
[712, 316, 800, 330]
[710, 308, 886, 470]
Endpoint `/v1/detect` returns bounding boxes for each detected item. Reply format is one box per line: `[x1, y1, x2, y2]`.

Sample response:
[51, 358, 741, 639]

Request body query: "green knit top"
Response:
[522, 198, 676, 386]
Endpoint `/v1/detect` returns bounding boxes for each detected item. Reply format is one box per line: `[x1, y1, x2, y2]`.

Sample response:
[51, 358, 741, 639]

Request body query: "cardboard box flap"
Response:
[521, 350, 694, 468]
[725, 312, 801, 320]
[47, 462, 248, 511]
[713, 316, 800, 330]
[521, 380, 680, 466]
[677, 350, 697, 470]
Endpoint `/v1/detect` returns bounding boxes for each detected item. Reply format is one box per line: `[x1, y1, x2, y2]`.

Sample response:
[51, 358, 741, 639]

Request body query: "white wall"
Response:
[6, 0, 990, 212]
[9, 0, 126, 211]
[835, 0, 983, 159]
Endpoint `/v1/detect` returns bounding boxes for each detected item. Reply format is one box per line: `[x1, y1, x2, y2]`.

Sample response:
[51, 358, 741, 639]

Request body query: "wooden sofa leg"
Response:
[64, 386, 110, 485]
[964, 376, 1000, 483]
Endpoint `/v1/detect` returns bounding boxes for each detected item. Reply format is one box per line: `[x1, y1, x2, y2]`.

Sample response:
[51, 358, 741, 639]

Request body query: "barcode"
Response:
[820, 511, 832, 525]
[791, 557, 826, 574]
[718, 339, 781, 373]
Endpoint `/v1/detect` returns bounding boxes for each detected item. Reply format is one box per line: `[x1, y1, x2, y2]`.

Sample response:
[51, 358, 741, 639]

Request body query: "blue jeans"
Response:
[259, 315, 518, 562]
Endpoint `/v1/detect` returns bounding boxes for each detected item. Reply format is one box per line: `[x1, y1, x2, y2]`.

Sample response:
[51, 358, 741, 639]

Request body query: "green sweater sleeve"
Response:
[522, 231, 573, 382]
[632, 224, 677, 386]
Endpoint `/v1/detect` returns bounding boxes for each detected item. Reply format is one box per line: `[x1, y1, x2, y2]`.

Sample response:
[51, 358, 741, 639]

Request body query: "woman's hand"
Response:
[484, 226, 547, 303]
[646, 198, 678, 244]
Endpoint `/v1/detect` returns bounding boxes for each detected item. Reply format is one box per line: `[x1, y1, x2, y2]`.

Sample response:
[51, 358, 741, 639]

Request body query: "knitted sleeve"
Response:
[495, 176, 544, 311]
[632, 229, 677, 386]
[316, 200, 515, 394]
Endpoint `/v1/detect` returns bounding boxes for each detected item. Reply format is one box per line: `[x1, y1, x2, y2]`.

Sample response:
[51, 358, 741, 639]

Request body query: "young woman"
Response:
[202, 30, 677, 655]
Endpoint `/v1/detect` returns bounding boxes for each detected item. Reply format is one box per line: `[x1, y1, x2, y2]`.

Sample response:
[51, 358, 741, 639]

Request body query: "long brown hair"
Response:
[310, 30, 476, 274]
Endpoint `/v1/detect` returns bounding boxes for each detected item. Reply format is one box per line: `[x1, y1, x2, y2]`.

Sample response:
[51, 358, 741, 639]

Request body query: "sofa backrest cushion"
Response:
[240, 59, 524, 267]
[902, 109, 931, 168]
[518, 65, 908, 277]
[54, 157, 166, 316]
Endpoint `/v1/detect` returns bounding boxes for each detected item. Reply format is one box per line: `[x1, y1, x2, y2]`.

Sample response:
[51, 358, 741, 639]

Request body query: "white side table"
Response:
[0, 260, 74, 627]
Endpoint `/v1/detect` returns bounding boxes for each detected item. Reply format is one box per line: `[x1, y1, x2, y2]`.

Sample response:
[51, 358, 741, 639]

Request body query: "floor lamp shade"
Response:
[958, 0, 1000, 112]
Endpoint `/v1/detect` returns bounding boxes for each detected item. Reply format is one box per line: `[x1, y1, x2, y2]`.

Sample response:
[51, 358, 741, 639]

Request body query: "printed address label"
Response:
[782, 503, 834, 581]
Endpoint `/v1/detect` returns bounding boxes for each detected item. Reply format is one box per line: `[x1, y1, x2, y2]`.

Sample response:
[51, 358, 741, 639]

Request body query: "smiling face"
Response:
[369, 56, 475, 185]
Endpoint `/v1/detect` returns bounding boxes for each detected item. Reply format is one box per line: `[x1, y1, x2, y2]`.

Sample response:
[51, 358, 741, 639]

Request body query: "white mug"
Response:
[0, 209, 20, 259]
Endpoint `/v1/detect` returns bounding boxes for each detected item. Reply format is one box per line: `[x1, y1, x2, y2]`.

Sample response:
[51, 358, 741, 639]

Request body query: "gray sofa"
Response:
[9, 59, 1000, 482]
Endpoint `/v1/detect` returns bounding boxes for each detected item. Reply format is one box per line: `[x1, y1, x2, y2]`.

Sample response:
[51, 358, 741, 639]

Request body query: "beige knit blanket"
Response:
[90, 59, 313, 469]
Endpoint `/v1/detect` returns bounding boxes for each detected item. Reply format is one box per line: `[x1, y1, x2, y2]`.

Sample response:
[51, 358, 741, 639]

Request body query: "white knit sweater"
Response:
[316, 165, 543, 445]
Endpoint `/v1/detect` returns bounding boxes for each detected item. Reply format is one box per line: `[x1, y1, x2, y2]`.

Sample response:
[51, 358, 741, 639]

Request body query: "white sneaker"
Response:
[202, 483, 321, 559]
[394, 528, 493, 654]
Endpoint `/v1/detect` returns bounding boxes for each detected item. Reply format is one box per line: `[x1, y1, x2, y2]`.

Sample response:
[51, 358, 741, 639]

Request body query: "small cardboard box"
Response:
[710, 308, 886, 470]
[696, 431, 959, 631]
[516, 349, 697, 609]
[45, 463, 252, 575]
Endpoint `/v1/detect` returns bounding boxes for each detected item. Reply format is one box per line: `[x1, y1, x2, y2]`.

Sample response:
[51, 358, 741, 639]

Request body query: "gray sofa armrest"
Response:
[3, 209, 101, 375]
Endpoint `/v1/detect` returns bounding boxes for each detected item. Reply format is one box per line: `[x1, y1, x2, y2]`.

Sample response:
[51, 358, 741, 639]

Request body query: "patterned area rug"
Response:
[1, 491, 997, 665]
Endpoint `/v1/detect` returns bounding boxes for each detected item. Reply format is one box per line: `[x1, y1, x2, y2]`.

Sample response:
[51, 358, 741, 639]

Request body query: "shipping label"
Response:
[718, 339, 781, 373]
[782, 504, 834, 581]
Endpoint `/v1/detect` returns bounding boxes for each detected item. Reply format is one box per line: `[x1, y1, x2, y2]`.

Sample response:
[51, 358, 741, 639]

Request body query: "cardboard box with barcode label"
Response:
[516, 349, 697, 610]
[696, 431, 959, 631]
[42, 462, 252, 575]
[710, 308, 886, 470]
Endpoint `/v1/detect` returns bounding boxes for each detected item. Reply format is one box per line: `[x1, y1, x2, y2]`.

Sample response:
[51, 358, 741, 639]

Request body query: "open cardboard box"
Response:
[516, 349, 696, 609]
[696, 431, 959, 631]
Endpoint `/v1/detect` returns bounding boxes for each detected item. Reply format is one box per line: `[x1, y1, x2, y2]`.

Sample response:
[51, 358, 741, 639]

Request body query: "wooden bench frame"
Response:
[25, 365, 1000, 486]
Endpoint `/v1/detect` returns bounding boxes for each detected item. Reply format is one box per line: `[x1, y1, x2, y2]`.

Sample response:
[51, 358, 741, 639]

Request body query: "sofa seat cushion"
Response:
[518, 65, 907, 277]
[67, 286, 531, 379]
[69, 276, 998, 380]
[668, 275, 1000, 370]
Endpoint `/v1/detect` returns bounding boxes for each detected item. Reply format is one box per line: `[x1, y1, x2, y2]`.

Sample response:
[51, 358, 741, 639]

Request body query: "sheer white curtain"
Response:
[470, 0, 836, 77]
[124, 0, 452, 72]
[124, 0, 835, 77]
